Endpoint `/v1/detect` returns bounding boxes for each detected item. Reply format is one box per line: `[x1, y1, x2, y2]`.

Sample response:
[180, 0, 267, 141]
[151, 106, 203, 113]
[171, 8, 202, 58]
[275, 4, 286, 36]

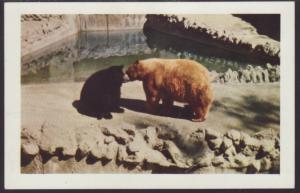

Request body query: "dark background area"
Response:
[233, 14, 280, 41]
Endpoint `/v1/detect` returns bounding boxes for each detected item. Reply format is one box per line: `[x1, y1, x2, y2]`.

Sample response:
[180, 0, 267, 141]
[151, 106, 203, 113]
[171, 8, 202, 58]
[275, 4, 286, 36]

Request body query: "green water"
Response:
[21, 29, 263, 84]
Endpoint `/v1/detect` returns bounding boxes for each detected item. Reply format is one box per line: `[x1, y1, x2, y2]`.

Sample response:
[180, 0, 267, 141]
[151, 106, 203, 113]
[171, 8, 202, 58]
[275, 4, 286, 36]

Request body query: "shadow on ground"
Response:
[212, 95, 280, 133]
[119, 98, 193, 120]
[72, 100, 121, 120]
[121, 95, 279, 158]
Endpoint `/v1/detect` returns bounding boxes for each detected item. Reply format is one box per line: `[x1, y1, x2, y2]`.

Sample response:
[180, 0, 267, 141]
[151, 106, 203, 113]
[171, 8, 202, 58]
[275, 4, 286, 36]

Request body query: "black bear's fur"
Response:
[73, 65, 125, 119]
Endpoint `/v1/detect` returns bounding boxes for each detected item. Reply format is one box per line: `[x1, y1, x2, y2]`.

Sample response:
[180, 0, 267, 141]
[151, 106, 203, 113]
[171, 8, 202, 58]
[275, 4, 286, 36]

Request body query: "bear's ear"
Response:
[134, 60, 139, 64]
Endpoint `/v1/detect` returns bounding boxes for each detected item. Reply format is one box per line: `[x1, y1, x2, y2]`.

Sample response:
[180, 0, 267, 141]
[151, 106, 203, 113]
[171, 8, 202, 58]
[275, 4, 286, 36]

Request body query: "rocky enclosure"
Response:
[21, 81, 280, 173]
[22, 124, 279, 174]
[21, 14, 280, 174]
[22, 14, 279, 65]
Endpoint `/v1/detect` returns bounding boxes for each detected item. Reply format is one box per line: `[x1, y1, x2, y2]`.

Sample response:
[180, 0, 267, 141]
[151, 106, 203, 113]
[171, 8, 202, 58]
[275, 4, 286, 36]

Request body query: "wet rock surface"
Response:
[144, 14, 280, 64]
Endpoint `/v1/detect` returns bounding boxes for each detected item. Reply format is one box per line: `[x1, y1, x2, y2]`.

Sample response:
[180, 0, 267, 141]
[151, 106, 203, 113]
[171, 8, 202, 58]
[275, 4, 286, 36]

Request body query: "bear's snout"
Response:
[123, 73, 130, 83]
[125, 68, 137, 81]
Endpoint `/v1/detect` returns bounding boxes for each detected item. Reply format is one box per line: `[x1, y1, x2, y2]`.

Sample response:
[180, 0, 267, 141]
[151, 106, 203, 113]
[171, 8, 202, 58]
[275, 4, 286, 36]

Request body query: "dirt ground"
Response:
[22, 81, 280, 136]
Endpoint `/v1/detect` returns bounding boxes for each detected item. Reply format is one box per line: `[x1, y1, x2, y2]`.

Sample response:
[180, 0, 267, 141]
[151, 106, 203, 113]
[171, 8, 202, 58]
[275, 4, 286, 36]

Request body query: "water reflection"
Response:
[21, 29, 264, 84]
[21, 30, 156, 84]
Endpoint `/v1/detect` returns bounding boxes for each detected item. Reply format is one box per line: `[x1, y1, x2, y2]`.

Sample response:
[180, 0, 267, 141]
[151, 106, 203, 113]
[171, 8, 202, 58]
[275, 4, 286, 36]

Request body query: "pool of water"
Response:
[21, 29, 264, 84]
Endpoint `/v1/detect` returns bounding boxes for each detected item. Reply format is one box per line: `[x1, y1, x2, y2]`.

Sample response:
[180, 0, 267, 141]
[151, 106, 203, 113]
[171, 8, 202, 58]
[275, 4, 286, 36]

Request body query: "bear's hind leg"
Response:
[143, 78, 161, 114]
[145, 95, 160, 114]
[161, 98, 174, 115]
[183, 104, 193, 119]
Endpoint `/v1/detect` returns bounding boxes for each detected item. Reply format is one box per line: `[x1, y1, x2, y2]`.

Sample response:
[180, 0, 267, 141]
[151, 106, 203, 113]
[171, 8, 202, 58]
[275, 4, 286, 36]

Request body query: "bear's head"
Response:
[107, 65, 130, 84]
[125, 61, 145, 81]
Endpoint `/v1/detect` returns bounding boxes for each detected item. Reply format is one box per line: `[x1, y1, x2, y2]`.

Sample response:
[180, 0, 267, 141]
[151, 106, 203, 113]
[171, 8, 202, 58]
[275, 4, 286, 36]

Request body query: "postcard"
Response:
[4, 1, 295, 189]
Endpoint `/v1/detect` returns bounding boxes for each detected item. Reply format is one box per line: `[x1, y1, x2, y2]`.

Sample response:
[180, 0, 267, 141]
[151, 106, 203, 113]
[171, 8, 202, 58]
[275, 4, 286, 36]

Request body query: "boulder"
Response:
[153, 139, 165, 152]
[260, 139, 275, 154]
[121, 123, 136, 136]
[241, 135, 261, 152]
[254, 128, 277, 140]
[260, 157, 272, 171]
[240, 132, 251, 144]
[224, 145, 237, 158]
[247, 159, 261, 173]
[21, 127, 39, 141]
[77, 141, 92, 157]
[102, 127, 131, 145]
[194, 148, 215, 168]
[207, 137, 223, 150]
[234, 153, 251, 168]
[254, 66, 264, 83]
[90, 142, 106, 159]
[157, 128, 177, 140]
[222, 136, 233, 150]
[127, 140, 141, 154]
[268, 149, 280, 161]
[190, 128, 206, 144]
[144, 126, 158, 147]
[241, 146, 256, 157]
[226, 129, 241, 146]
[239, 68, 251, 83]
[212, 155, 226, 166]
[105, 141, 119, 160]
[117, 145, 127, 162]
[117, 146, 143, 165]
[22, 142, 39, 156]
[205, 128, 221, 140]
[62, 145, 77, 156]
[104, 136, 115, 144]
[164, 141, 189, 168]
[143, 149, 172, 167]
[262, 69, 270, 82]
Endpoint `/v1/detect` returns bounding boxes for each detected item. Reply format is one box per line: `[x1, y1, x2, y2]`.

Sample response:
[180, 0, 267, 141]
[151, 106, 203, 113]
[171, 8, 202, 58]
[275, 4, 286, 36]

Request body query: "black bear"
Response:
[73, 65, 128, 119]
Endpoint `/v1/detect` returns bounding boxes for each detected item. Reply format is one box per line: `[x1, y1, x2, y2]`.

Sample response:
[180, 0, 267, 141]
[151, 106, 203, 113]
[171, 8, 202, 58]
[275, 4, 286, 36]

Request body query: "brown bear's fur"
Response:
[126, 58, 214, 122]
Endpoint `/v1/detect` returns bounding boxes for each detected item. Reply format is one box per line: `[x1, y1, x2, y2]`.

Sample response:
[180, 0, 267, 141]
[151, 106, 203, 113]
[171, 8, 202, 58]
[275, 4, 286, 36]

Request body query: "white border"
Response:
[4, 2, 295, 189]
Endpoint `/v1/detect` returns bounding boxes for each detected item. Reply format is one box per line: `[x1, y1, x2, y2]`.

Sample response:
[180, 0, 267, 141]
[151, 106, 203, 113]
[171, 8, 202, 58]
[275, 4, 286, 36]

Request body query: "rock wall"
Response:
[21, 14, 146, 57]
[78, 15, 146, 31]
[144, 14, 280, 64]
[21, 124, 279, 174]
[22, 14, 79, 57]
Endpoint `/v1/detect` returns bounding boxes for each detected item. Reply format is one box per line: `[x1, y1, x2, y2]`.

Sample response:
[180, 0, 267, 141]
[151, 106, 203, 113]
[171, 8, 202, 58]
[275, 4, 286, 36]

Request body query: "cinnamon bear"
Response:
[125, 58, 214, 122]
